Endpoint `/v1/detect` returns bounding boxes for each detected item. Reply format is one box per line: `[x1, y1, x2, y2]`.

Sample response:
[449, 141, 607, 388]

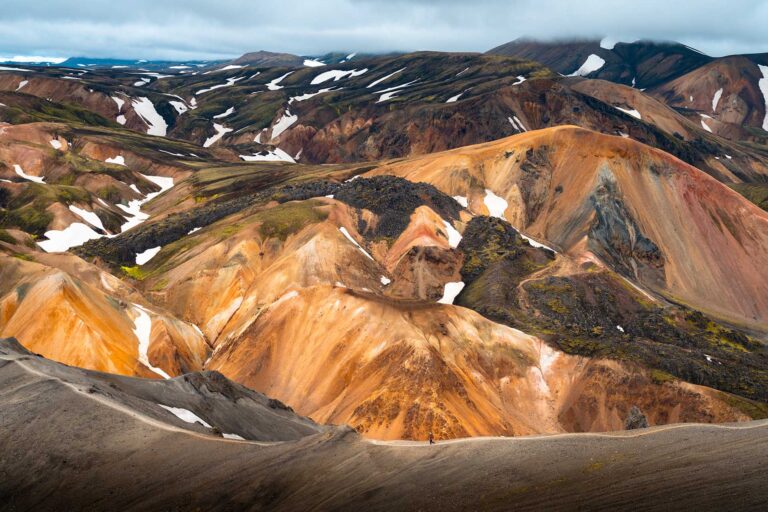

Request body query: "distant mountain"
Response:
[651, 54, 768, 140]
[58, 56, 224, 70]
[487, 38, 713, 89]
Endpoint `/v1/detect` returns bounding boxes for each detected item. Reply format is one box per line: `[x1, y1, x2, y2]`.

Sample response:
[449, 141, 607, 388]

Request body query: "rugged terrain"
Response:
[2, 338, 767, 512]
[1, 41, 767, 441]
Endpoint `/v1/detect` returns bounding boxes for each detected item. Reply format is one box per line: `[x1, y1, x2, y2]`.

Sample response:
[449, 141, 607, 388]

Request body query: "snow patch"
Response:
[131, 97, 167, 136]
[375, 79, 419, 103]
[157, 404, 210, 427]
[223, 433, 245, 440]
[438, 282, 465, 304]
[37, 223, 102, 252]
[213, 106, 235, 119]
[49, 139, 62, 149]
[600, 37, 617, 50]
[196, 76, 244, 95]
[311, 68, 367, 85]
[203, 123, 233, 147]
[616, 325, 625, 333]
[442, 219, 462, 248]
[568, 55, 605, 77]
[712, 87, 723, 112]
[133, 305, 170, 378]
[367, 67, 405, 88]
[446, 91, 464, 103]
[266, 71, 293, 91]
[69, 205, 104, 230]
[13, 164, 44, 183]
[615, 106, 641, 120]
[339, 227, 374, 260]
[118, 174, 174, 232]
[453, 195, 468, 208]
[484, 189, 508, 218]
[380, 276, 391, 285]
[136, 246, 161, 265]
[270, 110, 298, 140]
[239, 148, 295, 163]
[169, 100, 188, 115]
[288, 87, 334, 103]
[303, 58, 326, 67]
[105, 155, 125, 166]
[16, 80, 28, 91]
[758, 65, 768, 131]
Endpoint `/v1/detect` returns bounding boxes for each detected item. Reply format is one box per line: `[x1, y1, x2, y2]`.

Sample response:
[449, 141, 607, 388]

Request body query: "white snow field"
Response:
[568, 55, 605, 77]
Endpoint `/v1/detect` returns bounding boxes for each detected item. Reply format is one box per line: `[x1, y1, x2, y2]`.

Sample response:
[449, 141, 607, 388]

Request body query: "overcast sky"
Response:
[0, 0, 766, 61]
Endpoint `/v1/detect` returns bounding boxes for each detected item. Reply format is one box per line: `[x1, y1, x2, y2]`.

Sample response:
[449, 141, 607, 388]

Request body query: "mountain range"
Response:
[1, 35, 768, 510]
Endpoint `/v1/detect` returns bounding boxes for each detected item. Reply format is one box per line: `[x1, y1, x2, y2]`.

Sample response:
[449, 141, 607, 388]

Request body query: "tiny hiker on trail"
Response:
[428, 431, 435, 445]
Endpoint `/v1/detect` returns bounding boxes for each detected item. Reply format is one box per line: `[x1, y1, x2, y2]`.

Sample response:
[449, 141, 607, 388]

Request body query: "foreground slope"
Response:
[1, 338, 766, 512]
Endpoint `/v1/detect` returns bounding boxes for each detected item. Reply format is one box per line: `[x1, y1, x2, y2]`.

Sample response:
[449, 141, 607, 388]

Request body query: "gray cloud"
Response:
[0, 0, 765, 60]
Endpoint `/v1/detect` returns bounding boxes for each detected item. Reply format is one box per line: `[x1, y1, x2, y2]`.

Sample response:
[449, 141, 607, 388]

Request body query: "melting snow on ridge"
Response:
[339, 227, 374, 261]
[136, 246, 161, 265]
[376, 79, 419, 103]
[157, 404, 210, 427]
[600, 37, 618, 50]
[213, 106, 235, 119]
[196, 76, 244, 95]
[568, 55, 605, 77]
[270, 110, 298, 140]
[37, 223, 102, 252]
[13, 164, 44, 183]
[508, 116, 527, 131]
[289, 87, 334, 103]
[169, 101, 188, 115]
[712, 88, 723, 112]
[132, 97, 167, 136]
[442, 219, 462, 248]
[240, 149, 295, 163]
[118, 174, 174, 232]
[267, 71, 293, 91]
[133, 305, 171, 378]
[484, 189, 508, 218]
[223, 433, 245, 440]
[204, 123, 233, 147]
[311, 68, 367, 85]
[453, 195, 468, 208]
[112, 96, 125, 111]
[615, 106, 642, 120]
[446, 91, 464, 103]
[758, 65, 768, 131]
[216, 65, 244, 72]
[303, 58, 325, 67]
[105, 155, 125, 166]
[367, 67, 405, 88]
[438, 282, 465, 305]
[69, 205, 104, 230]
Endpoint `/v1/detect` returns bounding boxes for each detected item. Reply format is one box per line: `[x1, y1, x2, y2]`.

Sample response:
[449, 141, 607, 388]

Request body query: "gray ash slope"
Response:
[1, 338, 767, 512]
